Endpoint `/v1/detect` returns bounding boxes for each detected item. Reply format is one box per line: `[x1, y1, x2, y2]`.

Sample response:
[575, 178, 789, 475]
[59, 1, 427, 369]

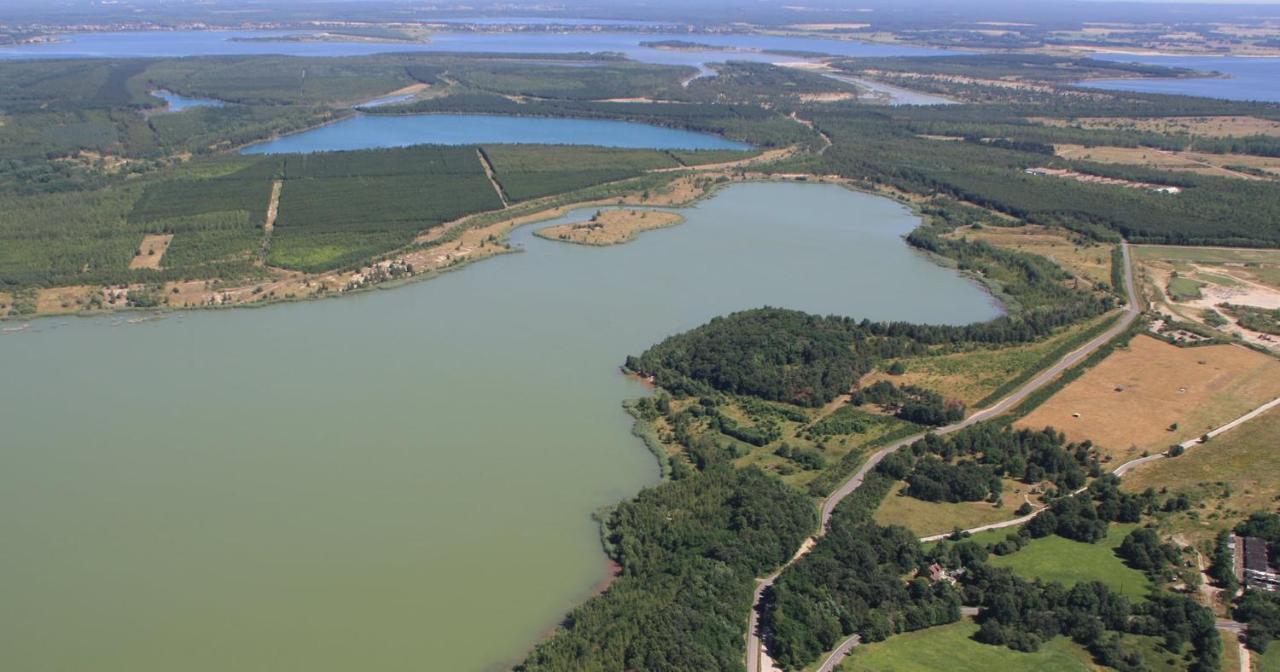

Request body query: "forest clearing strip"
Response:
[475, 148, 510, 208]
[259, 179, 281, 265]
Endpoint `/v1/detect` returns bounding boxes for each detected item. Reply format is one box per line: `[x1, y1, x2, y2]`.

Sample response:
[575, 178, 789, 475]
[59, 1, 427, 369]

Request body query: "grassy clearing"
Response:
[1016, 335, 1280, 466]
[1124, 407, 1280, 545]
[947, 224, 1115, 287]
[1112, 633, 1192, 672]
[1221, 629, 1243, 672]
[1054, 143, 1280, 180]
[874, 479, 1029, 537]
[1168, 276, 1205, 301]
[128, 233, 174, 270]
[700, 398, 916, 491]
[1134, 245, 1280, 267]
[1258, 644, 1280, 672]
[835, 619, 1096, 672]
[863, 311, 1119, 408]
[989, 523, 1152, 601]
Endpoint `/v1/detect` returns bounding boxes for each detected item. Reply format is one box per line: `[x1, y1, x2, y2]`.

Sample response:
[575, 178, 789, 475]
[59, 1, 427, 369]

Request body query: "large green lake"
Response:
[0, 182, 1000, 671]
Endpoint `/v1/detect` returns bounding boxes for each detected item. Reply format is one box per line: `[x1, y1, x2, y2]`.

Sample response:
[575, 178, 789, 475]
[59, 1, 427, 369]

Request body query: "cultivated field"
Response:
[989, 523, 1151, 600]
[1015, 334, 1280, 465]
[1124, 407, 1280, 544]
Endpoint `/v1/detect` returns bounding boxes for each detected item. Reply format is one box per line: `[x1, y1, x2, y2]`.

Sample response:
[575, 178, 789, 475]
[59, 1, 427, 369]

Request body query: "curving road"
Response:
[747, 243, 1141, 672]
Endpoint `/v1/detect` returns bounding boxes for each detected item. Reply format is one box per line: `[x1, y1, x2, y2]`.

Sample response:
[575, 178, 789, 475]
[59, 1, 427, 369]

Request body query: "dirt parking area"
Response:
[1016, 334, 1280, 465]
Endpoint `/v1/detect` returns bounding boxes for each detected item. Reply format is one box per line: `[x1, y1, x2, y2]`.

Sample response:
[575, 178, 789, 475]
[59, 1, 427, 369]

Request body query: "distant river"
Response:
[1079, 54, 1280, 102]
[241, 113, 752, 153]
[0, 29, 946, 72]
[0, 182, 1000, 672]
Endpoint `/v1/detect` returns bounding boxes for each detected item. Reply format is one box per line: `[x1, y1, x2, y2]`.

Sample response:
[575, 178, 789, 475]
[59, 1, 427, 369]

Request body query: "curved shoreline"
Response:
[748, 242, 1141, 672]
[1, 171, 1003, 327]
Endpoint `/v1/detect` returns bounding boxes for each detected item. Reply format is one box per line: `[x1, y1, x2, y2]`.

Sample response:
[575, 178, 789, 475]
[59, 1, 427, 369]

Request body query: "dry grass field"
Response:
[861, 312, 1120, 407]
[1054, 144, 1280, 180]
[129, 233, 174, 270]
[948, 224, 1115, 286]
[1123, 407, 1280, 545]
[1016, 334, 1280, 465]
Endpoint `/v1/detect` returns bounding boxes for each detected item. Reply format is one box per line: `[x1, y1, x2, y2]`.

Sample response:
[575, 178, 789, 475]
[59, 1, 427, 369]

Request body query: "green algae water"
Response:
[0, 182, 1000, 671]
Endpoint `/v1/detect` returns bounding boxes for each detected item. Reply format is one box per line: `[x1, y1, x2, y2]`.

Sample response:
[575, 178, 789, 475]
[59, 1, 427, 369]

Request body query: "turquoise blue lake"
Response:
[240, 113, 752, 153]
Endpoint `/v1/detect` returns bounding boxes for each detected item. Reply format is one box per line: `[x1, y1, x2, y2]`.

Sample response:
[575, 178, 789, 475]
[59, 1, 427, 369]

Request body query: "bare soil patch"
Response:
[258, 180, 282, 265]
[1135, 245, 1280, 350]
[536, 209, 683, 246]
[129, 234, 174, 270]
[1016, 334, 1280, 466]
[1025, 166, 1182, 192]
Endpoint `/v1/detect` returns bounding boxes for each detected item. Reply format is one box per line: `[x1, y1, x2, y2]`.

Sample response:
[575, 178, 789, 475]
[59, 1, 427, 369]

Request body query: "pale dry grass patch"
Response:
[129, 234, 174, 270]
[1016, 335, 1280, 466]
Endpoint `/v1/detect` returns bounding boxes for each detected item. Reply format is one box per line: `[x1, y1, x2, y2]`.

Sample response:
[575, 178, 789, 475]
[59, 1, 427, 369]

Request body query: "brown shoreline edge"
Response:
[0, 147, 801, 322]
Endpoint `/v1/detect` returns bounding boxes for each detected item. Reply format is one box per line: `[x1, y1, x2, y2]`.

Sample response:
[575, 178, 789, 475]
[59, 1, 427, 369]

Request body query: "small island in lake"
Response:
[536, 209, 684, 246]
